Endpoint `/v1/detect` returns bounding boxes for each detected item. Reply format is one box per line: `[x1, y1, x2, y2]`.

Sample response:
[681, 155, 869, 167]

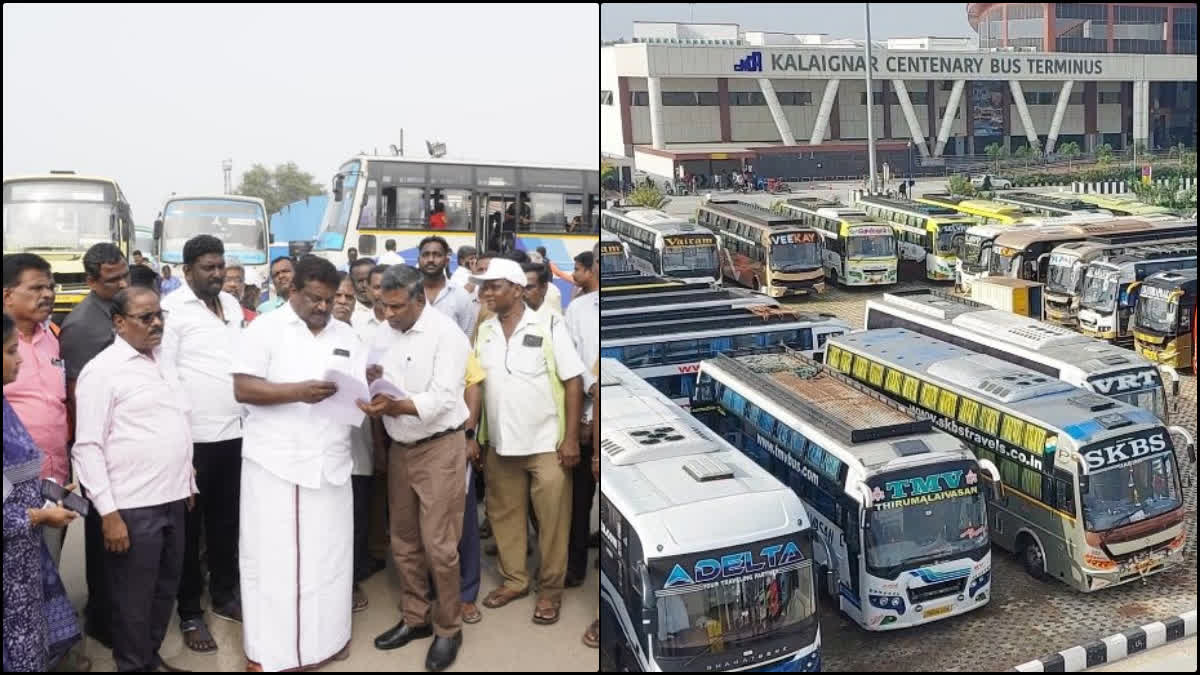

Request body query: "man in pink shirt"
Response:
[2, 253, 71, 564]
[73, 286, 197, 673]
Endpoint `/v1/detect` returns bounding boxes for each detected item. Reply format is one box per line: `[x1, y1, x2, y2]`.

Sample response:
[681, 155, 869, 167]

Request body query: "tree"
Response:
[601, 161, 618, 191]
[984, 142, 1008, 172]
[236, 162, 324, 216]
[627, 184, 669, 210]
[1058, 141, 1081, 171]
[1096, 143, 1114, 166]
[947, 174, 977, 197]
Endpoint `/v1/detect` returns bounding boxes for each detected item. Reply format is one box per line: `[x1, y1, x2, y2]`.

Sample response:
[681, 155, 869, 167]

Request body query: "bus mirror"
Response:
[332, 175, 345, 202]
[638, 565, 655, 611]
[1168, 426, 1196, 465]
[153, 219, 162, 240]
[269, 232, 276, 244]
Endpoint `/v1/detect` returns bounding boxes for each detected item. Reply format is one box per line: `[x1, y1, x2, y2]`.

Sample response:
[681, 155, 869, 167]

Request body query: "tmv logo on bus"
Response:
[878, 469, 976, 501]
[663, 542, 804, 588]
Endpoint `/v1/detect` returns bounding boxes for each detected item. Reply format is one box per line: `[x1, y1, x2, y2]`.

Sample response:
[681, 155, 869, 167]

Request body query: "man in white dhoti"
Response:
[232, 256, 367, 671]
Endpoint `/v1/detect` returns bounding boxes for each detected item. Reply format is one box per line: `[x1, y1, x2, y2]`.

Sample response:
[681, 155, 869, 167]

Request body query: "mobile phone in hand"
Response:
[40, 480, 91, 517]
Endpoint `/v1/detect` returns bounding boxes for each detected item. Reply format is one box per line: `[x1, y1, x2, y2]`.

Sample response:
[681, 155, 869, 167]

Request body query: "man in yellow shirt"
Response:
[459, 352, 486, 624]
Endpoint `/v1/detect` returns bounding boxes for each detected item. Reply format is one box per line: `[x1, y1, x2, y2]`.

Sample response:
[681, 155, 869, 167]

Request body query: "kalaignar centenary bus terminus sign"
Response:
[733, 50, 1105, 77]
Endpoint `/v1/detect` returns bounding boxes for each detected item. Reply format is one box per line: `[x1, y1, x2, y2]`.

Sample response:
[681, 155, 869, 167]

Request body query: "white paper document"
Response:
[368, 376, 408, 401]
[312, 368, 368, 426]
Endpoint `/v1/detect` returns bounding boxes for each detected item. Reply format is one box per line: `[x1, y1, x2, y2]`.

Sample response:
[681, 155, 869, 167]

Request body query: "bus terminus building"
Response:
[601, 5, 1197, 182]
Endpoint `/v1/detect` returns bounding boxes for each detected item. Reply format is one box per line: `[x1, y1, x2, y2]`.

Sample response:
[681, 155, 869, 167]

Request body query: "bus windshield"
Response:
[989, 246, 1020, 277]
[1135, 295, 1177, 334]
[935, 224, 970, 255]
[1046, 254, 1080, 295]
[161, 199, 268, 264]
[601, 250, 633, 274]
[1080, 268, 1120, 310]
[864, 472, 988, 574]
[846, 233, 895, 258]
[3, 181, 115, 251]
[649, 544, 816, 662]
[961, 234, 989, 268]
[1081, 450, 1181, 532]
[661, 241, 718, 278]
[770, 238, 822, 272]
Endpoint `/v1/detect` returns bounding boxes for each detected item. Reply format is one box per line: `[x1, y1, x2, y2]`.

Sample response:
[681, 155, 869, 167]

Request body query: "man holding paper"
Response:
[359, 265, 469, 672]
[231, 255, 366, 671]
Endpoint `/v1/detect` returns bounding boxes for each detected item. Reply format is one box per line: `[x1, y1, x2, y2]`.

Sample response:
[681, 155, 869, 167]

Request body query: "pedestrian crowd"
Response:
[2, 235, 600, 672]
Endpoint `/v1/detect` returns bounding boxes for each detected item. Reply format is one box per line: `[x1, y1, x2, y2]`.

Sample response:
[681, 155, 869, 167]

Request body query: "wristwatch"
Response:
[465, 428, 477, 441]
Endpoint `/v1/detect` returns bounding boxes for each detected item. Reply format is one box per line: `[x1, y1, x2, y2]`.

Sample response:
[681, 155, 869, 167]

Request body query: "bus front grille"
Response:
[906, 578, 965, 604]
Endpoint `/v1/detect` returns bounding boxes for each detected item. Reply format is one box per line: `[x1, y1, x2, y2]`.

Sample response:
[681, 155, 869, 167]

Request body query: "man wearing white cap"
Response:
[470, 258, 584, 626]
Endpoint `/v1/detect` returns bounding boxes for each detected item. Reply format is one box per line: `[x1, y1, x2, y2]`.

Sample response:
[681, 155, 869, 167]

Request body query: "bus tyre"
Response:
[1021, 537, 1048, 581]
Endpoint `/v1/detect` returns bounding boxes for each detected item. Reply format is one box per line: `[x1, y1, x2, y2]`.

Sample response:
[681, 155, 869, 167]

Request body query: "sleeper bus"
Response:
[955, 213, 1116, 292]
[915, 192, 1034, 225]
[600, 358, 822, 673]
[600, 304, 849, 406]
[3, 172, 136, 322]
[153, 195, 271, 296]
[691, 348, 999, 631]
[696, 198, 825, 297]
[312, 155, 597, 311]
[1073, 194, 1179, 219]
[602, 285, 777, 317]
[773, 198, 898, 287]
[1134, 269, 1198, 372]
[854, 194, 977, 281]
[988, 219, 1183, 284]
[826, 328, 1196, 592]
[600, 228, 634, 275]
[864, 288, 1182, 422]
[992, 191, 1113, 218]
[1078, 243, 1199, 345]
[1042, 221, 1197, 327]
[602, 207, 721, 284]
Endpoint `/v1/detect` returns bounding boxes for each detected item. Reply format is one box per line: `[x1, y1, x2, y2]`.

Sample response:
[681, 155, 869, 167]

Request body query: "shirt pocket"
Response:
[507, 343, 547, 379]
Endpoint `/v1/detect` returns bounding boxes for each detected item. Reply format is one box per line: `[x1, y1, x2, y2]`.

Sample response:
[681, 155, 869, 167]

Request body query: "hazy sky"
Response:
[4, 3, 598, 226]
[602, 3, 977, 42]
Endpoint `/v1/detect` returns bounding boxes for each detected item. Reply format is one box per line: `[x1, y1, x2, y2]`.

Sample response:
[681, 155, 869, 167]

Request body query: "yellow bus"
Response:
[3, 172, 135, 322]
[773, 197, 898, 287]
[855, 194, 978, 281]
[1072, 194, 1179, 219]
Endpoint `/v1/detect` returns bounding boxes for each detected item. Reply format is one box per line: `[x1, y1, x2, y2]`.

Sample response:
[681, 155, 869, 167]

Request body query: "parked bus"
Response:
[153, 194, 271, 293]
[600, 228, 634, 275]
[863, 289, 1182, 422]
[1134, 269, 1197, 372]
[1078, 243, 1199, 345]
[312, 155, 598, 311]
[691, 348, 999, 631]
[955, 213, 1120, 293]
[773, 198, 898, 287]
[601, 304, 849, 406]
[854, 194, 977, 281]
[696, 199, 825, 297]
[602, 285, 777, 317]
[993, 191, 1113, 218]
[827, 328, 1196, 592]
[602, 207, 721, 284]
[600, 358, 822, 673]
[915, 193, 1033, 225]
[988, 219, 1171, 284]
[1042, 221, 1197, 326]
[3, 172, 135, 322]
[1073, 194, 1178, 219]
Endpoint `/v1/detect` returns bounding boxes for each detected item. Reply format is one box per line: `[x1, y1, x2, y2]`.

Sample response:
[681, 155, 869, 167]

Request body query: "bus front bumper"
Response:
[1134, 333, 1177, 364]
[1084, 546, 1185, 592]
[769, 281, 825, 297]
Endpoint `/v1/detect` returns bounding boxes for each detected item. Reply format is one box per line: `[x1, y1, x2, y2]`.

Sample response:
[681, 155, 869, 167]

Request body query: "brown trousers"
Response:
[388, 432, 466, 637]
[484, 448, 572, 602]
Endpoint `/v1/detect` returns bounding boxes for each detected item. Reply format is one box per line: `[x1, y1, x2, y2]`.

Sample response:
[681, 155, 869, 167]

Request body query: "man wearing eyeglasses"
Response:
[160, 235, 248, 654]
[72, 286, 198, 673]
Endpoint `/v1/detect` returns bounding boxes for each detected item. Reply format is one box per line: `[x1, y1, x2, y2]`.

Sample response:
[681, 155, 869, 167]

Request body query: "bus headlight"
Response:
[1084, 547, 1117, 570]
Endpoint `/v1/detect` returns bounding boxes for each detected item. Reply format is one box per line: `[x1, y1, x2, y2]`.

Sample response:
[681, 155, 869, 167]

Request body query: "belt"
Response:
[392, 424, 465, 450]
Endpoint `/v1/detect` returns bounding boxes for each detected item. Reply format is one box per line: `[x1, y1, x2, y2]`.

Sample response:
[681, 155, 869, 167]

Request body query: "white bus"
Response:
[827, 328, 1195, 593]
[955, 213, 1117, 292]
[1078, 242, 1199, 345]
[602, 207, 721, 284]
[863, 289, 1182, 423]
[153, 194, 272, 292]
[600, 304, 849, 406]
[600, 358, 822, 673]
[691, 349, 999, 631]
[601, 228, 634, 275]
[774, 198, 898, 287]
[853, 194, 978, 281]
[601, 285, 778, 317]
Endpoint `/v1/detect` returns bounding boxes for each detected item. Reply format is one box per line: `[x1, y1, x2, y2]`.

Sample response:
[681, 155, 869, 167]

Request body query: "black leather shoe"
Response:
[85, 621, 113, 649]
[374, 621, 434, 650]
[425, 632, 462, 672]
[565, 571, 586, 588]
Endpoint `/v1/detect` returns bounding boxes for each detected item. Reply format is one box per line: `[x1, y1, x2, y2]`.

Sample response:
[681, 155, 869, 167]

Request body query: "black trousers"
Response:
[177, 438, 242, 620]
[352, 474, 372, 582]
[567, 438, 597, 579]
[106, 500, 186, 672]
[84, 501, 112, 637]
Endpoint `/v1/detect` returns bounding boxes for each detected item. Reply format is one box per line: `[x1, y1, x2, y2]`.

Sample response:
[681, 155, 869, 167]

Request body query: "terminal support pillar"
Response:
[933, 80, 966, 157]
[891, 79, 930, 159]
[1045, 80, 1074, 154]
[1007, 80, 1040, 149]
[758, 78, 796, 146]
[810, 79, 840, 145]
[1132, 80, 1151, 151]
[647, 77, 666, 150]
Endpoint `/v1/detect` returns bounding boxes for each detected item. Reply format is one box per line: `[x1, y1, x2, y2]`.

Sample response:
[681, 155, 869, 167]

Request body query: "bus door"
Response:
[836, 494, 863, 621]
[477, 192, 519, 253]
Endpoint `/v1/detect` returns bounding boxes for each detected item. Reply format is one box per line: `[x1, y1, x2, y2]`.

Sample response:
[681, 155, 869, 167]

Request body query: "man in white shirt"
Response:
[378, 238, 406, 266]
[349, 257, 376, 327]
[521, 262, 561, 319]
[73, 286, 198, 673]
[471, 259, 584, 627]
[563, 247, 600, 587]
[363, 265, 469, 671]
[160, 235, 247, 654]
[448, 246, 476, 289]
[232, 256, 366, 671]
[351, 263, 394, 570]
[417, 236, 474, 337]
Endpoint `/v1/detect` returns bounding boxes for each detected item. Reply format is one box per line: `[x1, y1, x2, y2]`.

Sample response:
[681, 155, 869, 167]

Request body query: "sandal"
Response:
[532, 597, 561, 625]
[481, 586, 529, 609]
[582, 619, 600, 648]
[180, 617, 218, 653]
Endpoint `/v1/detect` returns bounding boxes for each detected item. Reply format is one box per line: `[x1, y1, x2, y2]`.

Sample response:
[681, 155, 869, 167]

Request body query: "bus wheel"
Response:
[1020, 536, 1048, 581]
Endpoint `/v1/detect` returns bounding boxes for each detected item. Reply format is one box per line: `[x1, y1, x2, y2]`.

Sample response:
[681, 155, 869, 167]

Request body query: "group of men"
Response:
[1, 233, 600, 672]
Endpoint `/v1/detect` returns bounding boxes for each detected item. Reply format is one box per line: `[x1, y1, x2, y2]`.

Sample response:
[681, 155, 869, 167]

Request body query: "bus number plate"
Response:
[923, 605, 951, 619]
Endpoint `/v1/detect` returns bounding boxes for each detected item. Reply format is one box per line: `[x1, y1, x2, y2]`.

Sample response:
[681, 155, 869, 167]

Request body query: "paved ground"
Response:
[61, 500, 601, 672]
